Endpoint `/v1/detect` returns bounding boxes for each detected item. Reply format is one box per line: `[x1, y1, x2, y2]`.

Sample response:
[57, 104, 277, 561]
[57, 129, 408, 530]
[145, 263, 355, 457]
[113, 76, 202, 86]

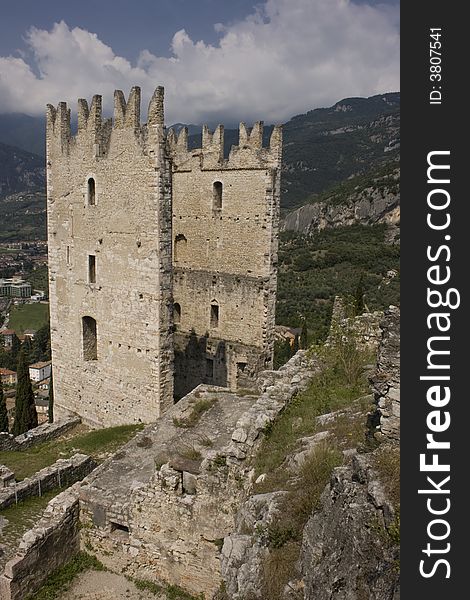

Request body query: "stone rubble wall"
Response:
[224, 350, 321, 463]
[0, 484, 81, 600]
[0, 417, 80, 452]
[369, 306, 400, 442]
[77, 349, 320, 599]
[329, 296, 383, 351]
[0, 454, 96, 510]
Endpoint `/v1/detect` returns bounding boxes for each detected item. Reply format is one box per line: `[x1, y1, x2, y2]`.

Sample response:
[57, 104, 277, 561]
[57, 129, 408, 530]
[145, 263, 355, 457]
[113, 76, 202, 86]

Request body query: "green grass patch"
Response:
[133, 577, 163, 595]
[8, 302, 49, 334]
[0, 423, 144, 480]
[130, 578, 204, 599]
[29, 552, 105, 600]
[0, 489, 58, 564]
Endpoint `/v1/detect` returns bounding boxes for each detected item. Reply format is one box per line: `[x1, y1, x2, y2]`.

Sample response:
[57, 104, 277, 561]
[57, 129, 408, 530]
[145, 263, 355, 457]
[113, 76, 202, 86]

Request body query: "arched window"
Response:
[174, 234, 187, 262]
[174, 302, 181, 325]
[82, 316, 97, 360]
[213, 181, 222, 212]
[87, 177, 96, 206]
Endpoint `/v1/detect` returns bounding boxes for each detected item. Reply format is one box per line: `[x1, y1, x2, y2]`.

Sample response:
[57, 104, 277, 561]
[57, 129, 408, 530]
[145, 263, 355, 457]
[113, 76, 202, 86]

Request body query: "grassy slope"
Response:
[0, 423, 144, 480]
[8, 302, 49, 334]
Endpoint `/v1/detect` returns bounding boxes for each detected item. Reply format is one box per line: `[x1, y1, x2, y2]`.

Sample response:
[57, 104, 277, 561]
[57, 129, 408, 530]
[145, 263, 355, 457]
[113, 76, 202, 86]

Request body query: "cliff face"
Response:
[282, 166, 400, 243]
[0, 142, 44, 199]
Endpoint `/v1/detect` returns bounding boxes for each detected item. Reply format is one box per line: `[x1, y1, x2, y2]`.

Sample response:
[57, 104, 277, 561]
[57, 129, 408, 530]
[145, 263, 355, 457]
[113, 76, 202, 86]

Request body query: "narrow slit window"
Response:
[88, 177, 96, 205]
[213, 181, 222, 212]
[174, 302, 181, 325]
[88, 255, 96, 284]
[210, 303, 219, 328]
[82, 316, 97, 361]
[66, 245, 70, 265]
[206, 358, 214, 379]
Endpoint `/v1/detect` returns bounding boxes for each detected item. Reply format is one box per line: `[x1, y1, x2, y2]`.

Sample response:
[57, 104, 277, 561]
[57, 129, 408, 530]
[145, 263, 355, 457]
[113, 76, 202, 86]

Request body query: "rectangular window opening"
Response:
[88, 255, 96, 284]
[110, 521, 129, 534]
[206, 358, 214, 379]
[210, 304, 219, 328]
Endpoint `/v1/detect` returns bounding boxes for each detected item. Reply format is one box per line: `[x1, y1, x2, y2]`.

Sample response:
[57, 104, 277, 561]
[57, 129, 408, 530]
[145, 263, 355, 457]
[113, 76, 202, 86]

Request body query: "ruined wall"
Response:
[169, 124, 281, 397]
[0, 454, 95, 510]
[47, 87, 173, 427]
[78, 350, 319, 599]
[369, 306, 400, 442]
[0, 486, 81, 600]
[0, 417, 79, 451]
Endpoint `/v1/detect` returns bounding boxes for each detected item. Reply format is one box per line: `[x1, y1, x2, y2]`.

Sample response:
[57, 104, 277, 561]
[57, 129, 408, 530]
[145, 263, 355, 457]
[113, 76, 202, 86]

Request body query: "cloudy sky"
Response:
[0, 0, 399, 125]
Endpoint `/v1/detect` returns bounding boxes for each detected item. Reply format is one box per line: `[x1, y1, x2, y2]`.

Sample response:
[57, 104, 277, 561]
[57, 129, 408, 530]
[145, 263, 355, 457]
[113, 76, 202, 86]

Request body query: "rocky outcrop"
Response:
[300, 453, 399, 600]
[221, 492, 288, 599]
[282, 166, 400, 243]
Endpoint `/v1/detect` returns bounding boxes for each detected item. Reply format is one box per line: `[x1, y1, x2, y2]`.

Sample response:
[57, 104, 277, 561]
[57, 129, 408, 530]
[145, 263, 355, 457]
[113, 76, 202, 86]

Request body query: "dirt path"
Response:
[59, 570, 165, 600]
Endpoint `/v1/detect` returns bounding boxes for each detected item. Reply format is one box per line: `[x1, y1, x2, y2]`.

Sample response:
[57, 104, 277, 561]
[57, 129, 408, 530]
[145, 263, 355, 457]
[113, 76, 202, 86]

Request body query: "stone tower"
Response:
[46, 87, 173, 427]
[169, 122, 281, 398]
[47, 86, 281, 426]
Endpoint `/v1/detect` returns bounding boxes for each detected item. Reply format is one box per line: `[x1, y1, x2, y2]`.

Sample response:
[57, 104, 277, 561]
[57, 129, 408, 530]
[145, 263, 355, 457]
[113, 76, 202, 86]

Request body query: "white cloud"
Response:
[0, 0, 399, 124]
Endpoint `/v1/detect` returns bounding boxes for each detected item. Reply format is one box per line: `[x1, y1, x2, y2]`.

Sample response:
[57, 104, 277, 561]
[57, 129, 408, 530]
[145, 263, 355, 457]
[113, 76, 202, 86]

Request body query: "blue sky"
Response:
[0, 0, 399, 124]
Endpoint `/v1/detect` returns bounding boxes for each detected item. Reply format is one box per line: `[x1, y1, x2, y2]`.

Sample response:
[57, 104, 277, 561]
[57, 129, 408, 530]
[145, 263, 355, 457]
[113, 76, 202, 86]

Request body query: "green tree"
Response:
[31, 323, 51, 363]
[48, 369, 54, 423]
[354, 275, 365, 316]
[292, 334, 300, 354]
[12, 349, 38, 436]
[300, 319, 308, 349]
[0, 377, 9, 433]
[10, 333, 21, 363]
[22, 336, 33, 364]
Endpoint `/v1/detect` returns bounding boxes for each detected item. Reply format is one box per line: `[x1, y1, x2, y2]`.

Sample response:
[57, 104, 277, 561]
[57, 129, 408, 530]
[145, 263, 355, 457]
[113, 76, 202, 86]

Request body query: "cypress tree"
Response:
[10, 333, 20, 363]
[0, 377, 9, 433]
[22, 336, 33, 364]
[48, 369, 54, 423]
[12, 349, 38, 436]
[300, 320, 308, 349]
[292, 334, 300, 354]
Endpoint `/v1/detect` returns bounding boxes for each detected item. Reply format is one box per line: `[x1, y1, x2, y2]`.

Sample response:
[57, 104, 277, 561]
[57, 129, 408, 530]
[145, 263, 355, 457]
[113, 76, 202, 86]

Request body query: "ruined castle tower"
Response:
[46, 87, 173, 427]
[168, 122, 282, 398]
[47, 86, 281, 426]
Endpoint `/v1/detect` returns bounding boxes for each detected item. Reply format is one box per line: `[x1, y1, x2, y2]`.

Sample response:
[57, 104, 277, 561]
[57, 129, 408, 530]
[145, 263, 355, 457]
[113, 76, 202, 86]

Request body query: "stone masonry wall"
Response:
[0, 453, 96, 510]
[369, 306, 400, 442]
[0, 417, 80, 452]
[170, 123, 282, 397]
[0, 485, 81, 600]
[47, 86, 173, 427]
[78, 349, 318, 599]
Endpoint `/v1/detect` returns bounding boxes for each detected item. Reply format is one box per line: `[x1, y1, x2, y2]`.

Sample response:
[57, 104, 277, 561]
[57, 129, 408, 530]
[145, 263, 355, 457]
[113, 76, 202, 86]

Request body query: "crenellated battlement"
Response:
[167, 121, 282, 171]
[46, 86, 165, 158]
